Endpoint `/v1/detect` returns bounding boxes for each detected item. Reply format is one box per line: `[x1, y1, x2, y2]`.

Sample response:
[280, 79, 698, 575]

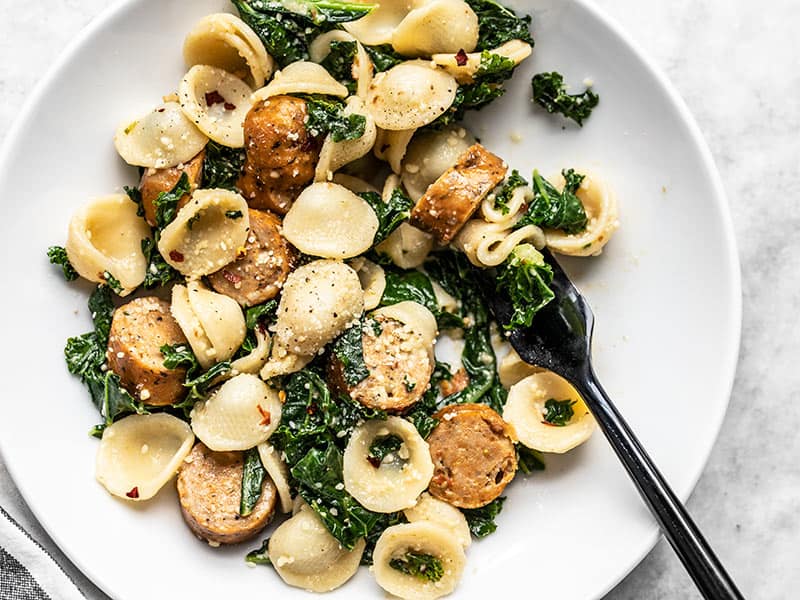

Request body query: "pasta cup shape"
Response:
[349, 257, 386, 310]
[257, 442, 292, 513]
[367, 61, 457, 130]
[95, 413, 194, 501]
[179, 65, 253, 148]
[185, 280, 246, 364]
[315, 97, 377, 181]
[229, 326, 271, 376]
[171, 284, 213, 368]
[392, 0, 479, 57]
[184, 13, 274, 88]
[332, 173, 378, 194]
[268, 508, 365, 592]
[252, 61, 348, 102]
[453, 219, 545, 267]
[403, 493, 471, 549]
[372, 301, 437, 356]
[65, 193, 151, 295]
[191, 373, 281, 451]
[432, 40, 532, 84]
[157, 188, 250, 278]
[504, 372, 596, 454]
[373, 521, 466, 600]
[375, 222, 433, 269]
[374, 127, 416, 174]
[343, 0, 415, 46]
[498, 347, 545, 389]
[259, 349, 312, 381]
[343, 417, 434, 513]
[402, 126, 475, 201]
[282, 182, 378, 258]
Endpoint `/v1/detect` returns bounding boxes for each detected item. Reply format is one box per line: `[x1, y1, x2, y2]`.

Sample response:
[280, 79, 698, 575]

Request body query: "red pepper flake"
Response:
[257, 404, 271, 427]
[455, 49, 468, 66]
[366, 456, 381, 468]
[222, 269, 242, 284]
[224, 101, 237, 110]
[126, 486, 140, 499]
[205, 90, 226, 106]
[169, 250, 185, 262]
[156, 107, 166, 113]
[278, 390, 287, 404]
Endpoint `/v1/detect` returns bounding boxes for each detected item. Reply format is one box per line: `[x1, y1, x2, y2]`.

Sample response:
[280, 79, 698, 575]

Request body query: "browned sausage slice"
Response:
[106, 297, 188, 406]
[427, 403, 517, 509]
[138, 149, 205, 227]
[328, 316, 433, 412]
[177, 443, 277, 545]
[207, 208, 297, 306]
[410, 143, 507, 243]
[238, 95, 322, 215]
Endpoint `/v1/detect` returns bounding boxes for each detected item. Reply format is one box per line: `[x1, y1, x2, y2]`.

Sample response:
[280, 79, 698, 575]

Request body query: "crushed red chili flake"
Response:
[257, 404, 271, 427]
[222, 269, 242, 284]
[126, 486, 140, 499]
[455, 49, 468, 66]
[169, 250, 185, 262]
[366, 456, 381, 468]
[224, 101, 237, 110]
[205, 90, 226, 106]
[278, 390, 287, 404]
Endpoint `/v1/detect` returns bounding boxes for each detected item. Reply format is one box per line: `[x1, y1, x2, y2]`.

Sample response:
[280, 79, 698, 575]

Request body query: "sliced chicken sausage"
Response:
[106, 297, 188, 406]
[207, 208, 297, 306]
[427, 403, 517, 509]
[177, 443, 277, 545]
[238, 95, 322, 215]
[138, 148, 205, 227]
[410, 143, 507, 243]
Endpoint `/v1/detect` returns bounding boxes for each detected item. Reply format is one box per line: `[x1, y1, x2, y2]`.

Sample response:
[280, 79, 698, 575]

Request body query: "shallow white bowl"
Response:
[0, 0, 740, 598]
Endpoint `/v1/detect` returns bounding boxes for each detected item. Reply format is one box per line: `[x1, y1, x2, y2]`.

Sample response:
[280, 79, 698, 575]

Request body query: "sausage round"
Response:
[138, 148, 205, 227]
[238, 95, 322, 215]
[426, 403, 517, 509]
[177, 443, 277, 545]
[207, 208, 297, 306]
[106, 297, 188, 406]
[327, 316, 433, 412]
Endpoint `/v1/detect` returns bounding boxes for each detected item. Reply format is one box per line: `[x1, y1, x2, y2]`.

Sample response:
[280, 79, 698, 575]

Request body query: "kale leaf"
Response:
[154, 172, 191, 231]
[542, 398, 577, 426]
[466, 0, 533, 50]
[493, 170, 528, 215]
[516, 444, 546, 474]
[359, 188, 413, 245]
[202, 140, 246, 191]
[140, 238, 181, 289]
[365, 44, 404, 72]
[47, 246, 78, 281]
[332, 318, 370, 386]
[240, 448, 266, 516]
[531, 71, 599, 126]
[321, 40, 358, 93]
[124, 185, 145, 218]
[368, 434, 402, 465]
[404, 361, 452, 439]
[475, 50, 516, 80]
[462, 496, 506, 537]
[495, 244, 555, 330]
[515, 169, 587, 234]
[245, 300, 279, 330]
[390, 552, 444, 582]
[102, 271, 123, 295]
[245, 539, 271, 566]
[380, 269, 439, 314]
[160, 344, 231, 412]
[302, 96, 366, 142]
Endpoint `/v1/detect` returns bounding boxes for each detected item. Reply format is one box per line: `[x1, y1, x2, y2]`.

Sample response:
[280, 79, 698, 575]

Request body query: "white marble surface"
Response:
[1, 1, 798, 598]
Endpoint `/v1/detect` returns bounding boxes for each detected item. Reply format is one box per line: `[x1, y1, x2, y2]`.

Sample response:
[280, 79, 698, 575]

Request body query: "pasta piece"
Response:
[374, 127, 416, 174]
[183, 13, 274, 88]
[431, 281, 460, 315]
[343, 417, 434, 512]
[178, 65, 253, 148]
[65, 194, 151, 295]
[114, 101, 208, 169]
[503, 372, 596, 453]
[190, 373, 281, 451]
[95, 413, 194, 501]
[349, 257, 386, 310]
[392, 0, 479, 57]
[343, 0, 413, 46]
[257, 442, 292, 513]
[268, 508, 365, 592]
[498, 347, 544, 388]
[252, 61, 348, 102]
[309, 31, 373, 99]
[432, 40, 532, 84]
[375, 222, 433, 269]
[373, 521, 466, 600]
[453, 219, 545, 267]
[282, 182, 378, 258]
[372, 301, 437, 359]
[229, 326, 271, 376]
[403, 493, 471, 549]
[259, 351, 312, 381]
[315, 96, 377, 181]
[367, 61, 457, 130]
[171, 285, 213, 368]
[481, 183, 530, 226]
[273, 259, 364, 356]
[402, 126, 475, 201]
[545, 172, 620, 256]
[332, 173, 379, 194]
[157, 188, 250, 278]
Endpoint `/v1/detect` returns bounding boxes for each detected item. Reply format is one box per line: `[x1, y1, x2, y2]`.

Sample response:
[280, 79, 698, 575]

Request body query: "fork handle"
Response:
[574, 370, 744, 600]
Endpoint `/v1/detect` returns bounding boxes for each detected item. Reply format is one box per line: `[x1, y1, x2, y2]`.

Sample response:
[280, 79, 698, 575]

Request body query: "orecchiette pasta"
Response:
[183, 13, 274, 88]
[113, 101, 208, 169]
[372, 521, 467, 600]
[480, 183, 530, 226]
[178, 65, 253, 148]
[309, 31, 373, 99]
[252, 61, 348, 102]
[503, 372, 596, 453]
[65, 194, 151, 295]
[268, 508, 365, 592]
[453, 219, 546, 267]
[259, 350, 312, 381]
[157, 188, 250, 278]
[372, 301, 438, 358]
[545, 172, 619, 256]
[331, 173, 379, 194]
[343, 0, 414, 46]
[498, 347, 544, 388]
[403, 493, 471, 549]
[95, 413, 194, 501]
[257, 442, 292, 513]
[392, 0, 479, 57]
[367, 61, 457, 131]
[190, 373, 281, 451]
[349, 257, 386, 310]
[282, 182, 378, 258]
[401, 126, 475, 201]
[432, 39, 532, 84]
[315, 96, 377, 181]
[375, 222, 434, 269]
[343, 417, 434, 513]
[374, 127, 416, 174]
[228, 326, 271, 376]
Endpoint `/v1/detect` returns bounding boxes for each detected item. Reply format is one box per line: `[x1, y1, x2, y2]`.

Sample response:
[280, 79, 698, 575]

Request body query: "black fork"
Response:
[480, 248, 743, 600]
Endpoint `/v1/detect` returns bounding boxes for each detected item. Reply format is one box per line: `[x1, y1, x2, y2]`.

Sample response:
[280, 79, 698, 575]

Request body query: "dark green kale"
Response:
[154, 172, 191, 231]
[124, 185, 145, 218]
[47, 246, 78, 281]
[202, 141, 246, 191]
[380, 269, 439, 314]
[240, 448, 266, 516]
[367, 434, 402, 465]
[245, 300, 279, 330]
[492, 170, 528, 215]
[466, 0, 534, 50]
[389, 552, 444, 582]
[358, 188, 413, 245]
[302, 96, 366, 142]
[531, 71, 599, 126]
[160, 344, 232, 413]
[226, 210, 244, 219]
[245, 539, 271, 565]
[364, 44, 404, 72]
[542, 398, 577, 426]
[362, 512, 405, 565]
[495, 244, 555, 330]
[140, 238, 181, 289]
[515, 169, 587, 234]
[102, 271, 124, 295]
[516, 444, 545, 474]
[461, 496, 506, 537]
[405, 361, 452, 439]
[321, 40, 358, 93]
[332, 319, 370, 386]
[475, 50, 516, 80]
